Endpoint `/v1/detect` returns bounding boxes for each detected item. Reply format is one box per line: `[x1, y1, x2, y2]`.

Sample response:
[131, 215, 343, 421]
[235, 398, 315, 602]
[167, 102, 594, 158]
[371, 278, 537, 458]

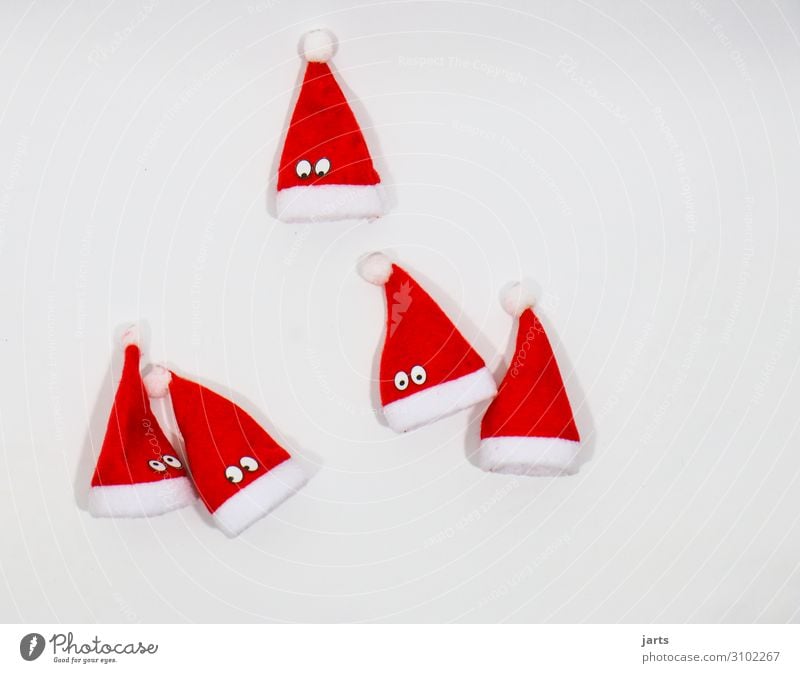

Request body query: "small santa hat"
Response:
[275, 29, 383, 223]
[478, 284, 581, 476]
[88, 326, 197, 517]
[359, 252, 497, 432]
[144, 368, 308, 536]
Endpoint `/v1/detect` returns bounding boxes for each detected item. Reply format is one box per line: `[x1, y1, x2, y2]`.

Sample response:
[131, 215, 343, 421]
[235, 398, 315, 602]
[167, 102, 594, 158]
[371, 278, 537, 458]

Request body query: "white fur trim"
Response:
[212, 459, 309, 537]
[88, 476, 196, 518]
[502, 282, 535, 317]
[120, 324, 139, 348]
[382, 367, 497, 433]
[301, 29, 335, 62]
[477, 436, 581, 476]
[144, 365, 172, 399]
[359, 252, 393, 285]
[276, 184, 383, 223]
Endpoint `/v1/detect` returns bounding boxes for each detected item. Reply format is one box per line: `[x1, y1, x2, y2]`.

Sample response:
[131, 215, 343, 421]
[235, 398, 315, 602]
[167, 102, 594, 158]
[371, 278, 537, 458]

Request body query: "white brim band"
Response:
[383, 367, 497, 433]
[88, 476, 197, 518]
[212, 458, 309, 537]
[276, 184, 384, 223]
[477, 436, 581, 476]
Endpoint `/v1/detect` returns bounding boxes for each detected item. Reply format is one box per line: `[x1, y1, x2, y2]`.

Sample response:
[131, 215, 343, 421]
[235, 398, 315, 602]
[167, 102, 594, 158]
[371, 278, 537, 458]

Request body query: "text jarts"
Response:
[642, 635, 669, 647]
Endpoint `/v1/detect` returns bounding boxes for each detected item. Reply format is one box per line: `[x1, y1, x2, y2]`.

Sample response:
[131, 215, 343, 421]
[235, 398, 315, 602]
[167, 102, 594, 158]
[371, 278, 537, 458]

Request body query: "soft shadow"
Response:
[265, 32, 393, 221]
[73, 322, 149, 511]
[462, 281, 596, 475]
[366, 254, 499, 434]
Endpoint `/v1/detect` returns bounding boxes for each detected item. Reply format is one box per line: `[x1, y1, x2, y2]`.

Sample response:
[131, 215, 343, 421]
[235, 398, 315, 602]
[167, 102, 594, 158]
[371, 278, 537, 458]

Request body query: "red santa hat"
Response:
[88, 327, 197, 517]
[478, 284, 581, 476]
[359, 252, 497, 433]
[275, 29, 383, 223]
[144, 367, 308, 536]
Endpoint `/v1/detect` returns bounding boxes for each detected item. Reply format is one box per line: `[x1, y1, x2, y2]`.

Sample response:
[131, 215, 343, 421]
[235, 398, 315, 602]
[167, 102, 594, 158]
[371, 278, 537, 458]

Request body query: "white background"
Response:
[1, 0, 799, 623]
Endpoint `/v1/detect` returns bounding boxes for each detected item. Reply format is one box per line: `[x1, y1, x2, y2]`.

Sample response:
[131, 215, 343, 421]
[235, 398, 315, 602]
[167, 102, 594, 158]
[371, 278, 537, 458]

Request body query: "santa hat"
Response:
[144, 367, 308, 536]
[359, 252, 497, 433]
[275, 29, 383, 223]
[478, 284, 581, 476]
[88, 327, 197, 517]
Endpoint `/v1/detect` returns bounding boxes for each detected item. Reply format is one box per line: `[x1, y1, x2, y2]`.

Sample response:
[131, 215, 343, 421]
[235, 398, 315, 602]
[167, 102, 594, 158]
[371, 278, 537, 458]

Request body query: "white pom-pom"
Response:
[144, 365, 172, 399]
[120, 324, 139, 349]
[501, 282, 535, 317]
[358, 252, 393, 285]
[301, 29, 336, 62]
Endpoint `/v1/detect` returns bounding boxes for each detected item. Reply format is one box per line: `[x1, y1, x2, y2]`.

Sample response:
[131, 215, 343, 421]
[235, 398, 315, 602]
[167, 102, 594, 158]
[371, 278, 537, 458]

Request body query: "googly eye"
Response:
[225, 466, 244, 484]
[162, 455, 182, 469]
[148, 460, 166, 472]
[240, 456, 258, 472]
[394, 371, 409, 391]
[410, 365, 427, 385]
[314, 157, 330, 176]
[295, 159, 312, 179]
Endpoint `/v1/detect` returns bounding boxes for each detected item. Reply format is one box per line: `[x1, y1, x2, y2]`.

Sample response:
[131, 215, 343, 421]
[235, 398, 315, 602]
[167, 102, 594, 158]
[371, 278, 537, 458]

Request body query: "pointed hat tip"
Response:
[120, 324, 139, 349]
[301, 29, 336, 62]
[501, 283, 536, 317]
[358, 252, 393, 285]
[143, 365, 172, 398]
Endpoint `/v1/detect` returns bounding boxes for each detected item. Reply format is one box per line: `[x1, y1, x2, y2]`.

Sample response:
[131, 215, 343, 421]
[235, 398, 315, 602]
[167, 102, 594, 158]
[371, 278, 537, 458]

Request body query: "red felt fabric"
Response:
[277, 61, 380, 190]
[167, 373, 291, 514]
[378, 264, 486, 406]
[91, 345, 185, 487]
[480, 309, 579, 441]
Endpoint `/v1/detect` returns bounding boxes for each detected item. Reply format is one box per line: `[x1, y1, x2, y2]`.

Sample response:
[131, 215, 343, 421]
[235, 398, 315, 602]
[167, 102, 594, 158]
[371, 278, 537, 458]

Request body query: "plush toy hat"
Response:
[359, 252, 497, 433]
[88, 327, 196, 517]
[478, 284, 581, 476]
[144, 367, 308, 536]
[275, 29, 383, 223]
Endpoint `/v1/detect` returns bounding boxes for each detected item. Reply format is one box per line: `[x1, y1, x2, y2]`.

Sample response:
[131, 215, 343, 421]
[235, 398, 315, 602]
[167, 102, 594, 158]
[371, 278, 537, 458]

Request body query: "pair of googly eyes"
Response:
[225, 456, 259, 484]
[295, 158, 330, 179]
[148, 455, 183, 472]
[394, 365, 427, 391]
